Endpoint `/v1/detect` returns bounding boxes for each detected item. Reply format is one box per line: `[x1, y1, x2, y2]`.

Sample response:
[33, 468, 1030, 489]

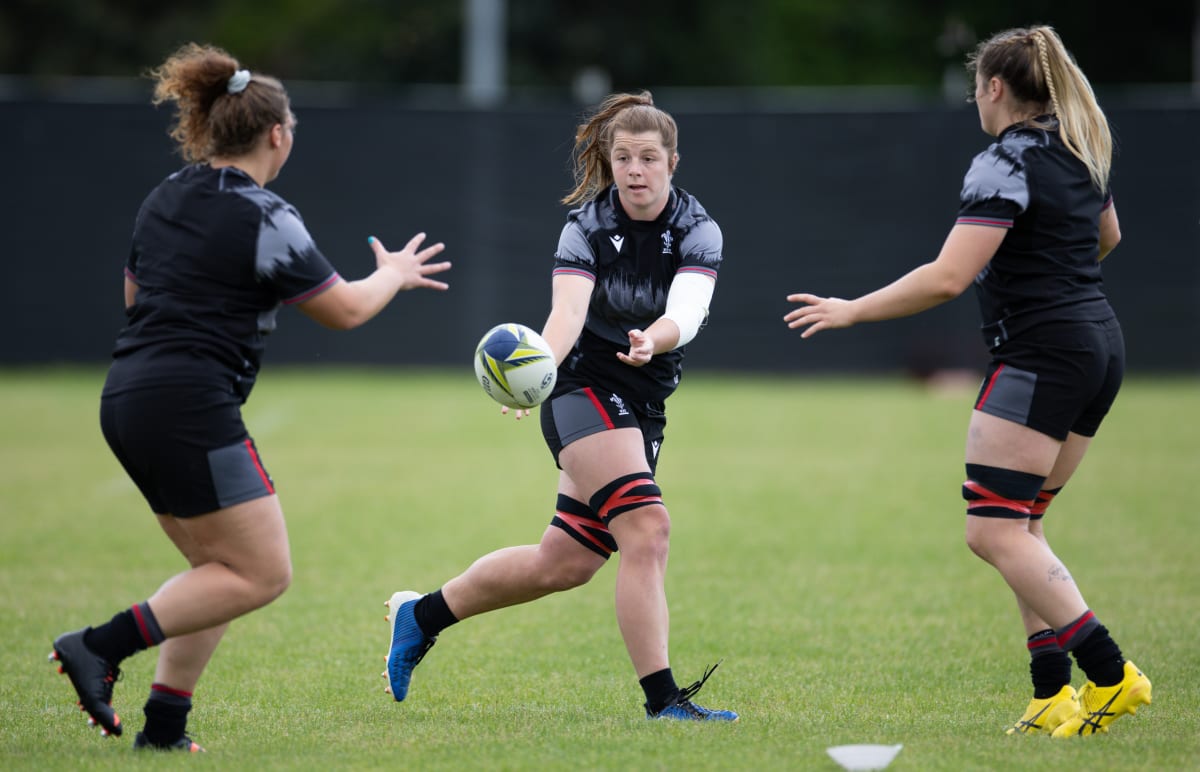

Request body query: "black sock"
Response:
[142, 684, 192, 745]
[413, 590, 459, 638]
[84, 602, 165, 665]
[1069, 625, 1125, 687]
[640, 668, 680, 714]
[1026, 629, 1072, 699]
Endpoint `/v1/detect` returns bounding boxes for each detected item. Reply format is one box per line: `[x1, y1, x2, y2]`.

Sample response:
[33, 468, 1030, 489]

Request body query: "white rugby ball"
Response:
[473, 323, 557, 409]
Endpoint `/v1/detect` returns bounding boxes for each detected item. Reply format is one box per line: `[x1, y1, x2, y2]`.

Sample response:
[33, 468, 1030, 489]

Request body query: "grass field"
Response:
[1, 367, 1197, 770]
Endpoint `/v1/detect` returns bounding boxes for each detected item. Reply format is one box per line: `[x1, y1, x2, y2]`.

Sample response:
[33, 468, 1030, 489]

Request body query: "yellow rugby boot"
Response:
[1052, 661, 1151, 738]
[1006, 685, 1078, 735]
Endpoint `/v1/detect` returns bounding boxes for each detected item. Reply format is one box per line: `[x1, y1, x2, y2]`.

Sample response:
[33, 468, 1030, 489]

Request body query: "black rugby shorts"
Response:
[100, 385, 275, 517]
[974, 318, 1124, 441]
[539, 379, 666, 474]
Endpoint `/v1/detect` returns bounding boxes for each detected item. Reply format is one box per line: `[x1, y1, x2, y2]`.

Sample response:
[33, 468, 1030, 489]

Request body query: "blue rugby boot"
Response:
[383, 591, 436, 702]
[646, 662, 739, 722]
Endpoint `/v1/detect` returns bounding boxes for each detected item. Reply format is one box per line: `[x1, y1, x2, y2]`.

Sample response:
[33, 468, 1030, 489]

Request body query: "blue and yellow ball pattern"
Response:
[473, 323, 557, 409]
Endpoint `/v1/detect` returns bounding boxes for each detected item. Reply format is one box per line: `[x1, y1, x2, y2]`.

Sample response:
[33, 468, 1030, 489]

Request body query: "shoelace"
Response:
[676, 660, 722, 706]
[404, 636, 437, 666]
[671, 700, 719, 718]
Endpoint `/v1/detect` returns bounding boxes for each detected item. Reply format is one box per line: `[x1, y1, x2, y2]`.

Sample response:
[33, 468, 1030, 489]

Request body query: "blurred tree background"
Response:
[1, 0, 1194, 93]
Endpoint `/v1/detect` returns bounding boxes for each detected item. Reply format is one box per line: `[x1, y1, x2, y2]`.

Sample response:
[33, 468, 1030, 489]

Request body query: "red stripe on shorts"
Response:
[243, 439, 275, 494]
[582, 387, 616, 430]
[975, 364, 1005, 410]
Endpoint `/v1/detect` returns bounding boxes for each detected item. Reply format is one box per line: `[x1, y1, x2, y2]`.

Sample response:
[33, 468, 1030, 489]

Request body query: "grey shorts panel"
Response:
[208, 439, 275, 510]
[552, 387, 639, 447]
[975, 364, 1037, 425]
[540, 385, 662, 472]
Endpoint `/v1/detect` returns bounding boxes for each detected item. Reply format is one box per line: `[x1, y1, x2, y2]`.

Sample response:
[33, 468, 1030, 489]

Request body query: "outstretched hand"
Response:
[783, 293, 855, 338]
[616, 328, 654, 366]
[369, 233, 450, 291]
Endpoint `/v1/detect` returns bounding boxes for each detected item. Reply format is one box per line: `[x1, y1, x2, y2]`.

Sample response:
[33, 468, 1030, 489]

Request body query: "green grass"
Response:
[1, 367, 1197, 770]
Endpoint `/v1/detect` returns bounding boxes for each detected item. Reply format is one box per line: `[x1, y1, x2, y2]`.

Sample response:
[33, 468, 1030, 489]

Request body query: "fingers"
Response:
[403, 232, 449, 265]
[404, 232, 428, 253]
[798, 321, 823, 338]
[626, 328, 652, 351]
[369, 234, 445, 263]
[370, 232, 451, 290]
[617, 328, 652, 367]
[785, 310, 821, 333]
[416, 256, 451, 290]
[783, 292, 830, 333]
[783, 295, 823, 337]
[416, 242, 446, 263]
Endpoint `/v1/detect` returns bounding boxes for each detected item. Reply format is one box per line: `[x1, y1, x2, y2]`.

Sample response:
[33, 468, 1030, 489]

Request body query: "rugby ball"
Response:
[473, 323, 557, 409]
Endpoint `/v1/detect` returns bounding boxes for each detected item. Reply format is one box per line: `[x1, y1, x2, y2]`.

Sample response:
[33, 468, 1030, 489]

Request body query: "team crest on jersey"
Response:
[660, 231, 673, 254]
[610, 393, 629, 416]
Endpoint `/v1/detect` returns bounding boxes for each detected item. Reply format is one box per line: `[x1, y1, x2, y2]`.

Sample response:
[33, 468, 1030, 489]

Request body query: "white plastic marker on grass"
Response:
[825, 744, 903, 771]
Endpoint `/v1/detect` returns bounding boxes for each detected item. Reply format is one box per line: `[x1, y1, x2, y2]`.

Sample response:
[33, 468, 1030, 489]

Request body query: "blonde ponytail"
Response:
[1031, 27, 1112, 190]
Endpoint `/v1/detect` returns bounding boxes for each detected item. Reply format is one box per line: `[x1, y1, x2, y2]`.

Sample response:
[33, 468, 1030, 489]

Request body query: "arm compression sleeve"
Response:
[662, 272, 715, 347]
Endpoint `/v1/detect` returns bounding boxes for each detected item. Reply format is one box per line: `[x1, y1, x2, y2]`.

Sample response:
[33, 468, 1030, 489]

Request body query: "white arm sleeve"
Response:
[662, 271, 715, 348]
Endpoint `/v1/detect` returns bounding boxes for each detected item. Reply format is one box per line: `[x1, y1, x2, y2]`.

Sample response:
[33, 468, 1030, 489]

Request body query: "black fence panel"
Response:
[3, 97, 1196, 376]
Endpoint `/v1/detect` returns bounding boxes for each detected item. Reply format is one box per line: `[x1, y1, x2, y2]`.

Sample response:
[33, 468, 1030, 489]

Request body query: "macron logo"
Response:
[609, 235, 624, 252]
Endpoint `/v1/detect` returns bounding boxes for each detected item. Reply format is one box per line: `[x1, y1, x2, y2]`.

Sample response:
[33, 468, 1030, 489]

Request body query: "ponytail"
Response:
[1030, 27, 1112, 191]
[969, 26, 1112, 190]
[149, 43, 290, 163]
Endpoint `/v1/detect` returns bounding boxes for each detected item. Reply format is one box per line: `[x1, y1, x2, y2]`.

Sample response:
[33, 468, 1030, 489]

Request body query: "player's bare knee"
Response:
[241, 554, 292, 607]
[624, 506, 671, 556]
[963, 523, 994, 562]
[265, 559, 293, 600]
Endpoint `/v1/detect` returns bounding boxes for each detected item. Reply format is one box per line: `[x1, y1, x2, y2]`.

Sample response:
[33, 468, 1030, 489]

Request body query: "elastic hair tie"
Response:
[227, 69, 251, 94]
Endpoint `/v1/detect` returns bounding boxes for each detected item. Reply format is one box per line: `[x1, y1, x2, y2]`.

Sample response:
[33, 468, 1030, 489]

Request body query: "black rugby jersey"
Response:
[957, 117, 1115, 350]
[104, 164, 338, 398]
[552, 185, 722, 403]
